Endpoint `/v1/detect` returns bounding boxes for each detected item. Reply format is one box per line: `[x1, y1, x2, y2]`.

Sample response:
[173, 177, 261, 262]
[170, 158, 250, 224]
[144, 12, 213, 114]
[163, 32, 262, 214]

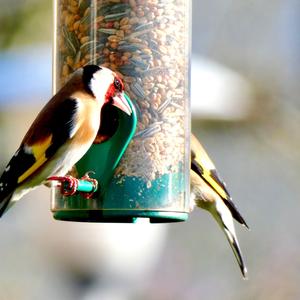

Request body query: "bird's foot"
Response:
[47, 175, 79, 196]
[47, 173, 98, 198]
[79, 172, 98, 199]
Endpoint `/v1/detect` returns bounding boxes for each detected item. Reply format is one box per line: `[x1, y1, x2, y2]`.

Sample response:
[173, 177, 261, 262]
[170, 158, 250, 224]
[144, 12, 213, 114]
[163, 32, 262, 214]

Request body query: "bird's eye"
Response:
[114, 78, 122, 91]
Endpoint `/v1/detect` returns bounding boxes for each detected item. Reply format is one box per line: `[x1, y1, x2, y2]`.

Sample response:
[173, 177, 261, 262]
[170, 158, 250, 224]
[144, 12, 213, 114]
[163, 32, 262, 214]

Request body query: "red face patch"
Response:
[104, 76, 124, 103]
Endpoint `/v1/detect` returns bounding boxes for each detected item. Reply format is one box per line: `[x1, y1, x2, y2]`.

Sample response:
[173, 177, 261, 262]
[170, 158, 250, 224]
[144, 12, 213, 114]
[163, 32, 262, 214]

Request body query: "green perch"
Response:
[74, 179, 97, 193]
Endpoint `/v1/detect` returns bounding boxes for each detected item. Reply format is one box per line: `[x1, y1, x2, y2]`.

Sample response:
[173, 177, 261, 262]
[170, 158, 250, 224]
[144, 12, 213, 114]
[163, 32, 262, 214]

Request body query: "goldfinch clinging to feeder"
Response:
[0, 65, 132, 217]
[190, 133, 248, 278]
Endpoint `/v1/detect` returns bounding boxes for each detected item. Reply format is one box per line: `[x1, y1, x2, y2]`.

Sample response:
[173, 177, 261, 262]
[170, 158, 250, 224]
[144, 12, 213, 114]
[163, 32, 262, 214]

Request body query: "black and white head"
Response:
[82, 65, 132, 115]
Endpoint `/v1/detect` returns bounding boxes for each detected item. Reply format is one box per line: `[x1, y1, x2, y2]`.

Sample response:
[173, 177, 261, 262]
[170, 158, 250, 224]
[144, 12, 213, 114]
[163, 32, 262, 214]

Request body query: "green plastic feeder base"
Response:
[51, 172, 190, 223]
[50, 94, 190, 224]
[52, 210, 188, 223]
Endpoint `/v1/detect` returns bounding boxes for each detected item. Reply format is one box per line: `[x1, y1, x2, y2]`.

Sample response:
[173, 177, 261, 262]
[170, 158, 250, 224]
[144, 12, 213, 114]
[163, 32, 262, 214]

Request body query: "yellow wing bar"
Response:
[17, 135, 52, 183]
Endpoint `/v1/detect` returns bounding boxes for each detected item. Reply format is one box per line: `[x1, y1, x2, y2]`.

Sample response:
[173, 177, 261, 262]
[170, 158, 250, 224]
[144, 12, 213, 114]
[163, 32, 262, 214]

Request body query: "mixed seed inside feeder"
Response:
[55, 0, 189, 196]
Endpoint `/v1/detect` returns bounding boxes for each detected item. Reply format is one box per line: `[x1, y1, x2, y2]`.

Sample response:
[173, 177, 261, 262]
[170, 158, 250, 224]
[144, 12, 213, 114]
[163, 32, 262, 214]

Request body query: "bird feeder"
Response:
[51, 0, 191, 223]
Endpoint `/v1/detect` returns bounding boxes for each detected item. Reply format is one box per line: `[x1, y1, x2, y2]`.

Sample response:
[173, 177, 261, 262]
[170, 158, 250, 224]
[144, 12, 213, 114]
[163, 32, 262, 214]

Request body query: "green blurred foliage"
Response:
[0, 0, 52, 49]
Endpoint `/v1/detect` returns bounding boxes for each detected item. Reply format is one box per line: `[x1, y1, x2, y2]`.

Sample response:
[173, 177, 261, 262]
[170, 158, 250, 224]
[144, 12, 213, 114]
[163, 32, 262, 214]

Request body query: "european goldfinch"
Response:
[0, 65, 132, 217]
[190, 133, 248, 278]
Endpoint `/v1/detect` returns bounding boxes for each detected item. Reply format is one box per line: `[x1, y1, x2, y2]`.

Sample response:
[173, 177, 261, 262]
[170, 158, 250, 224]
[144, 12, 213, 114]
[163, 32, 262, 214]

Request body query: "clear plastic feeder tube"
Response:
[52, 0, 191, 222]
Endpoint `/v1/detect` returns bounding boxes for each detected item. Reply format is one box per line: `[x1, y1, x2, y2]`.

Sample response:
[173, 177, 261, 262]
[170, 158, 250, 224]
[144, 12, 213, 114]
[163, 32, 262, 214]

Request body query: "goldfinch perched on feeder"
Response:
[0, 65, 132, 217]
[190, 133, 248, 278]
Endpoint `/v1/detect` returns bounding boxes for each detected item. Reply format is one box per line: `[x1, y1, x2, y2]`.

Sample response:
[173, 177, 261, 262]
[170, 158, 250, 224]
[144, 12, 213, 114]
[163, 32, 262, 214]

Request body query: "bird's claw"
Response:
[47, 175, 79, 196]
[47, 173, 98, 199]
[79, 172, 98, 199]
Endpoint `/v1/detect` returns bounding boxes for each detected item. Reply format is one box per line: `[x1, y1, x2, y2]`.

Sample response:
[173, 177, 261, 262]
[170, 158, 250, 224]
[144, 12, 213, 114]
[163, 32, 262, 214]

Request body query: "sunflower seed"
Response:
[104, 10, 130, 22]
[98, 28, 118, 35]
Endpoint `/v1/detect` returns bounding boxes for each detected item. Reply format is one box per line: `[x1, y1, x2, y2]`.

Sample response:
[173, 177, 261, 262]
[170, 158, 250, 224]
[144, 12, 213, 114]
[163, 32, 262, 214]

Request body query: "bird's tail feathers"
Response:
[223, 225, 248, 279]
[0, 192, 13, 217]
[214, 201, 248, 279]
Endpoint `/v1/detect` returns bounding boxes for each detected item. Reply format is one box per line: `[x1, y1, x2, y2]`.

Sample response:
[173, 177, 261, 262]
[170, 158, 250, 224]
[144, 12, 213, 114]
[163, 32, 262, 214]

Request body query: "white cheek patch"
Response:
[90, 67, 114, 103]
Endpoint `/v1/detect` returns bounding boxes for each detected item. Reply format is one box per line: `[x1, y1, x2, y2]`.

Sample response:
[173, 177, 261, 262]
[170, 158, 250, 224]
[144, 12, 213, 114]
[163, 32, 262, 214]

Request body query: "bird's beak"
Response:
[112, 92, 132, 115]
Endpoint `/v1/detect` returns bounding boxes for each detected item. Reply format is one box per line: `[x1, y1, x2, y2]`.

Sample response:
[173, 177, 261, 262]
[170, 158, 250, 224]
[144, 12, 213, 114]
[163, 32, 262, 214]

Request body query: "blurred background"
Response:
[0, 0, 300, 299]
